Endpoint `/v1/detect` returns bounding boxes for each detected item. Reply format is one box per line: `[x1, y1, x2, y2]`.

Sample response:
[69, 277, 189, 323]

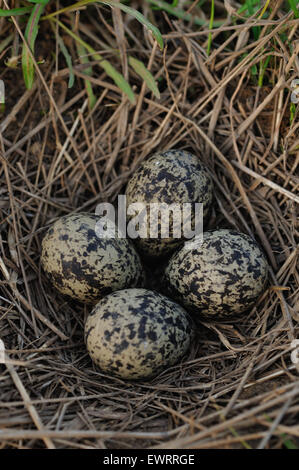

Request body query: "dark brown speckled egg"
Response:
[163, 229, 268, 318]
[41, 213, 144, 303]
[125, 149, 213, 258]
[84, 288, 192, 380]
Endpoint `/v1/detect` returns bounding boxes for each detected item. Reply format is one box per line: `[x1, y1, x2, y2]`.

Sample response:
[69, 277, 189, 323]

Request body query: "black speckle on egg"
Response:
[163, 229, 269, 318]
[41, 213, 145, 303]
[125, 149, 213, 258]
[84, 288, 193, 380]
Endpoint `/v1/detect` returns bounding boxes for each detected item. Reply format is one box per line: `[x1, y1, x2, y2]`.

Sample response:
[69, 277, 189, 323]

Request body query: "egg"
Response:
[41, 213, 144, 303]
[84, 288, 193, 380]
[125, 149, 213, 258]
[163, 229, 268, 318]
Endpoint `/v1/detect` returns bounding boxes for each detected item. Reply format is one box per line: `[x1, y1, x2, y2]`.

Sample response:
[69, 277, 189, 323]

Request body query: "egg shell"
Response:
[163, 229, 269, 318]
[84, 288, 193, 380]
[41, 213, 144, 303]
[125, 149, 213, 258]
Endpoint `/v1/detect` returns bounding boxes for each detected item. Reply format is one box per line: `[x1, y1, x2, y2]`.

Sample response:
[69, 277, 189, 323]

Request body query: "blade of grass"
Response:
[258, 0, 271, 19]
[0, 33, 14, 54]
[52, 18, 135, 104]
[288, 0, 299, 18]
[146, 0, 224, 27]
[128, 56, 160, 99]
[239, 52, 258, 80]
[21, 2, 48, 89]
[0, 7, 33, 16]
[207, 0, 215, 56]
[49, 7, 75, 88]
[258, 55, 271, 87]
[76, 41, 97, 108]
[246, 0, 261, 40]
[56, 33, 75, 88]
[263, 413, 299, 449]
[214, 402, 252, 449]
[237, 0, 260, 15]
[27, 0, 50, 4]
[290, 102, 296, 124]
[283, 437, 299, 449]
[101, 1, 163, 50]
[153, 0, 179, 8]
[42, 1, 163, 50]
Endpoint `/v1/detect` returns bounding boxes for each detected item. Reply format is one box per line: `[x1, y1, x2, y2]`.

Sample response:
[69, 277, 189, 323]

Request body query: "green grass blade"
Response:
[128, 56, 160, 98]
[0, 33, 14, 54]
[290, 102, 296, 124]
[84, 77, 97, 109]
[237, 0, 260, 15]
[41, 0, 95, 18]
[283, 437, 298, 449]
[49, 18, 75, 88]
[207, 0, 215, 56]
[57, 34, 75, 89]
[0, 7, 32, 17]
[101, 1, 163, 50]
[145, 0, 223, 27]
[258, 0, 271, 19]
[258, 55, 271, 87]
[27, 0, 49, 4]
[264, 414, 299, 449]
[245, 0, 260, 40]
[54, 18, 135, 104]
[288, 0, 299, 18]
[42, 1, 163, 50]
[21, 3, 46, 89]
[76, 42, 97, 109]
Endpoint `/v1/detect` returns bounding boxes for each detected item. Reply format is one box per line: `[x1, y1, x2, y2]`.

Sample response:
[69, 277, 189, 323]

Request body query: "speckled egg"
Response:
[163, 229, 268, 318]
[125, 149, 213, 258]
[84, 288, 193, 380]
[41, 213, 144, 303]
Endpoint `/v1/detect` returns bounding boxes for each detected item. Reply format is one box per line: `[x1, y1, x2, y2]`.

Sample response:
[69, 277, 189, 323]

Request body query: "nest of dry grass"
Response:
[0, 1, 298, 449]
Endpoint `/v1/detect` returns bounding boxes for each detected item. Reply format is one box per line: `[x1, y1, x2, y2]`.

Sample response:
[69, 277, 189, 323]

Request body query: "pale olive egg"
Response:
[41, 213, 144, 303]
[125, 149, 213, 258]
[84, 288, 193, 380]
[163, 229, 268, 318]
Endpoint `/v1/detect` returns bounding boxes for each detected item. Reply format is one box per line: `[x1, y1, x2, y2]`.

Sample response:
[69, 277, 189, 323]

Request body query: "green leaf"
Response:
[54, 18, 135, 104]
[0, 7, 33, 16]
[129, 56, 160, 98]
[21, 3, 46, 89]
